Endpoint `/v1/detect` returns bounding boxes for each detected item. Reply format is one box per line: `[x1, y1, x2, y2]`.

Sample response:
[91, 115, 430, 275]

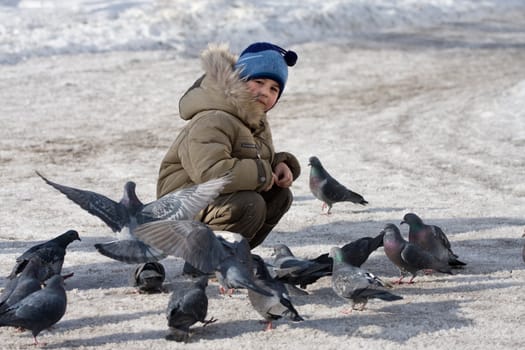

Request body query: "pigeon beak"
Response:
[400, 220, 406, 225]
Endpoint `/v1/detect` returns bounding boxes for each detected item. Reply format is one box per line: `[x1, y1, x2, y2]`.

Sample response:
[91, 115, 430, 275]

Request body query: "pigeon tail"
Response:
[94, 240, 167, 264]
[236, 279, 273, 297]
[281, 300, 304, 322]
[449, 258, 467, 267]
[436, 267, 454, 275]
[372, 291, 403, 301]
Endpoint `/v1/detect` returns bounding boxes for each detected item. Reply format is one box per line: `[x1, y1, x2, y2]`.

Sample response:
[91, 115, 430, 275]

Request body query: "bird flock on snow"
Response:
[4, 153, 519, 345]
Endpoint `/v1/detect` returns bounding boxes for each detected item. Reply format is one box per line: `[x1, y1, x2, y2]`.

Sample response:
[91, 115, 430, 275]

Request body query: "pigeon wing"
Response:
[134, 220, 227, 273]
[401, 243, 441, 271]
[322, 175, 367, 205]
[37, 171, 128, 232]
[141, 175, 231, 222]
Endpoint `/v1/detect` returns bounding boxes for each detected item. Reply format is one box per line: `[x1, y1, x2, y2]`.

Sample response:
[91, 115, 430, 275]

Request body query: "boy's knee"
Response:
[228, 192, 266, 223]
[264, 187, 293, 225]
[202, 191, 266, 239]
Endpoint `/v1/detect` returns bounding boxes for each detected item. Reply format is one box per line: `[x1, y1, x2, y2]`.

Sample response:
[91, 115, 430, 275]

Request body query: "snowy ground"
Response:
[1, 1, 525, 349]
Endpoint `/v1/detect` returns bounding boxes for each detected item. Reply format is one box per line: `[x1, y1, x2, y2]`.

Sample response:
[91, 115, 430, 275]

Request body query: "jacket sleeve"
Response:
[273, 151, 301, 180]
[180, 113, 273, 193]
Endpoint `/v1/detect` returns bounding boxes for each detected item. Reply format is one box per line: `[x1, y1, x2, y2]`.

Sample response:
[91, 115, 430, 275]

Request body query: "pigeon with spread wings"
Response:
[37, 171, 230, 264]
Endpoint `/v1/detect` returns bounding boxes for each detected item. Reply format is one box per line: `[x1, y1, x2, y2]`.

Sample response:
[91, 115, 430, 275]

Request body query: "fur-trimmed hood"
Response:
[178, 44, 266, 129]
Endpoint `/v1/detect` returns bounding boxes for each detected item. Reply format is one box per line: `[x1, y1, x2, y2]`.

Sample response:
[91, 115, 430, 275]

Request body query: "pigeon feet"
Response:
[219, 286, 234, 297]
[202, 317, 217, 327]
[260, 320, 274, 331]
[340, 308, 353, 315]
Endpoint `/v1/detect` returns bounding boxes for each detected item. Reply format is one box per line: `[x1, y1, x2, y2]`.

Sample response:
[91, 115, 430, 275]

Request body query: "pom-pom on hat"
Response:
[234, 42, 297, 97]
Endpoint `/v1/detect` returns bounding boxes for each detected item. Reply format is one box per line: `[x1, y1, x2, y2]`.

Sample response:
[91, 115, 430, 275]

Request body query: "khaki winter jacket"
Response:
[157, 44, 301, 198]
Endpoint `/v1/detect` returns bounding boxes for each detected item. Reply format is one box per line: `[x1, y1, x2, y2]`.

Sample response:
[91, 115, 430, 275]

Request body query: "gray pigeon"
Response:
[165, 276, 216, 342]
[272, 244, 332, 291]
[134, 219, 272, 297]
[37, 171, 230, 264]
[308, 156, 368, 214]
[0, 274, 67, 345]
[330, 247, 402, 311]
[311, 231, 385, 270]
[401, 213, 466, 268]
[522, 231, 525, 263]
[131, 262, 166, 294]
[0, 257, 43, 313]
[248, 255, 303, 331]
[8, 229, 80, 282]
[382, 223, 453, 284]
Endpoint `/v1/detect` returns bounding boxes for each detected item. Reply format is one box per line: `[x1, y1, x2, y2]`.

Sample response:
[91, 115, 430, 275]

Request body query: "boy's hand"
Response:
[273, 162, 293, 188]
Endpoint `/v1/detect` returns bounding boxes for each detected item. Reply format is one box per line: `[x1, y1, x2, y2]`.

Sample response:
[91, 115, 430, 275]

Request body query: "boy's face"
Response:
[246, 78, 280, 112]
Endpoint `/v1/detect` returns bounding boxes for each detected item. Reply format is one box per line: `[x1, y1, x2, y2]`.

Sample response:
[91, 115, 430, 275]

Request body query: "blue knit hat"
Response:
[234, 42, 298, 97]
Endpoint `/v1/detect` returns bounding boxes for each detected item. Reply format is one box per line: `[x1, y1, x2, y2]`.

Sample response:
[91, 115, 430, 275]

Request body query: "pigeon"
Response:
[131, 262, 166, 294]
[165, 276, 216, 342]
[0, 257, 43, 313]
[382, 223, 453, 284]
[36, 171, 230, 264]
[522, 231, 525, 263]
[401, 213, 466, 268]
[133, 219, 272, 297]
[8, 229, 80, 282]
[308, 156, 368, 214]
[248, 255, 303, 331]
[311, 231, 385, 270]
[0, 274, 67, 345]
[330, 247, 402, 312]
[271, 244, 332, 291]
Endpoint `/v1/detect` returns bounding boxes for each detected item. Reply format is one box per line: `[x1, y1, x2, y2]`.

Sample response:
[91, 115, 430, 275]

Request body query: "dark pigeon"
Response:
[401, 213, 466, 268]
[131, 262, 166, 294]
[382, 223, 453, 284]
[330, 247, 402, 312]
[271, 244, 332, 291]
[36, 171, 230, 264]
[0, 274, 67, 345]
[311, 231, 385, 271]
[8, 229, 80, 282]
[248, 255, 303, 331]
[0, 257, 43, 313]
[134, 219, 272, 297]
[308, 156, 368, 214]
[165, 276, 216, 342]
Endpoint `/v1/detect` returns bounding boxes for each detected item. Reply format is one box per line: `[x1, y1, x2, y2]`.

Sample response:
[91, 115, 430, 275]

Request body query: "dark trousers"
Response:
[196, 186, 293, 249]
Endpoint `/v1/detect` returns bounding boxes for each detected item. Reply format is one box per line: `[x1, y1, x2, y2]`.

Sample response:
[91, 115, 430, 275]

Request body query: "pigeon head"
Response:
[251, 254, 272, 279]
[43, 274, 65, 289]
[308, 156, 322, 168]
[382, 223, 403, 239]
[400, 213, 424, 227]
[121, 181, 142, 211]
[60, 230, 81, 244]
[272, 244, 294, 258]
[134, 262, 166, 279]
